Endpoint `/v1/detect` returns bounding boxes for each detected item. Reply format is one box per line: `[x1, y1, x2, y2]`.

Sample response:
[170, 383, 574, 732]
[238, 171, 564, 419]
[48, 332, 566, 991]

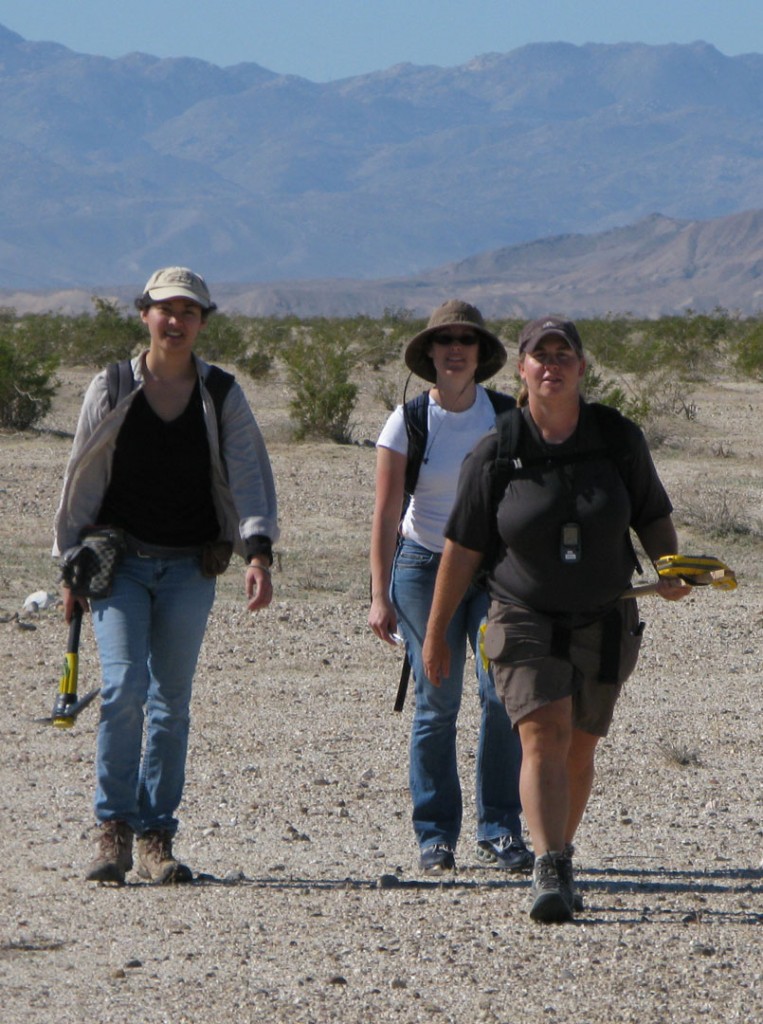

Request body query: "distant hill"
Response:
[0, 25, 761, 296]
[3, 209, 762, 318]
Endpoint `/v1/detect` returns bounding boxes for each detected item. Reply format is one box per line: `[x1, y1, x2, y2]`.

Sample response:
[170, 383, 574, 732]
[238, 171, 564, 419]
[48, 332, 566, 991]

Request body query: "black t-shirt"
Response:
[445, 403, 673, 623]
[98, 387, 220, 546]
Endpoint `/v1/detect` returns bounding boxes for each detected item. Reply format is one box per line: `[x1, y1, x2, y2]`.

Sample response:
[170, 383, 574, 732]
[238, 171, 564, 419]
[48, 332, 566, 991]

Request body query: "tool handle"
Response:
[620, 582, 662, 599]
[67, 602, 83, 653]
[52, 604, 83, 727]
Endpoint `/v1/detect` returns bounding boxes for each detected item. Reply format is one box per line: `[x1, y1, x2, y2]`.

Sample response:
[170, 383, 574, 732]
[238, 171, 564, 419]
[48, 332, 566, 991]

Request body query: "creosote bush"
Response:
[0, 334, 58, 429]
[282, 323, 358, 443]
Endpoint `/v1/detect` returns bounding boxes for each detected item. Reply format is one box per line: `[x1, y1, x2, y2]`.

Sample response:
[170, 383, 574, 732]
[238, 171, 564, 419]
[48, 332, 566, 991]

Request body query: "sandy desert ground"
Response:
[1, 358, 762, 1023]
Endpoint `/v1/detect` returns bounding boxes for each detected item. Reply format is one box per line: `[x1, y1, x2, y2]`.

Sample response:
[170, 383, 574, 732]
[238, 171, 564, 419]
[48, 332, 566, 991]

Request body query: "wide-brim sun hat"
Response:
[404, 299, 507, 383]
[141, 266, 215, 310]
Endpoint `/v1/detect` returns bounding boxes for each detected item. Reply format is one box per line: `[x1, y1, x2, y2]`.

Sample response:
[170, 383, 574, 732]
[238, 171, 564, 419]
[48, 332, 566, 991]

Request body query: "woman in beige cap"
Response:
[369, 300, 531, 875]
[54, 267, 278, 886]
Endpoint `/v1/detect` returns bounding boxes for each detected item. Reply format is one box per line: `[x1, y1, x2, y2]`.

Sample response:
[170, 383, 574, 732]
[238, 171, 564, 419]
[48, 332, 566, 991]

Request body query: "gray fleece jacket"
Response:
[53, 353, 279, 558]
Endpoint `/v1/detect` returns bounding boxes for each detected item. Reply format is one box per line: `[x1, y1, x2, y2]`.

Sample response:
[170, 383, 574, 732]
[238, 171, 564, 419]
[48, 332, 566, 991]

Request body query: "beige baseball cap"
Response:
[142, 266, 214, 310]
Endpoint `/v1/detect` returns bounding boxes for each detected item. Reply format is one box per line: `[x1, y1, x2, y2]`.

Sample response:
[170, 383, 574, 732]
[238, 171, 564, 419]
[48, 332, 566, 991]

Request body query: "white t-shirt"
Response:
[377, 387, 499, 553]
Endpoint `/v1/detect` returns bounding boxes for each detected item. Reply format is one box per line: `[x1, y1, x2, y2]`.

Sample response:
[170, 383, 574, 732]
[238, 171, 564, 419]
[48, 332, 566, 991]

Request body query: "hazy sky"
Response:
[1, 0, 760, 80]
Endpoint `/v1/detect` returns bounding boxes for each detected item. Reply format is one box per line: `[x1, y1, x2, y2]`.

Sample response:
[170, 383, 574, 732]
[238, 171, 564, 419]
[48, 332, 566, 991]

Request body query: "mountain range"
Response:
[0, 25, 761, 316]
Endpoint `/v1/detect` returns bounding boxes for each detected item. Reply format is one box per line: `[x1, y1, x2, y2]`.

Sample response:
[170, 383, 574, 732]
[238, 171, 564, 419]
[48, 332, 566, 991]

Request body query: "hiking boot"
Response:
[561, 842, 584, 912]
[136, 830, 193, 884]
[419, 842, 456, 874]
[86, 820, 134, 885]
[476, 834, 534, 872]
[529, 851, 573, 923]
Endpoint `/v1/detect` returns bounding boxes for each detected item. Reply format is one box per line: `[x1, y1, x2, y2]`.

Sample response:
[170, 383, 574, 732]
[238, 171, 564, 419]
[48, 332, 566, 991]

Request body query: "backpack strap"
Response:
[485, 389, 517, 417]
[402, 390, 430, 500]
[203, 365, 236, 453]
[588, 403, 642, 574]
[105, 359, 135, 409]
[105, 359, 236, 466]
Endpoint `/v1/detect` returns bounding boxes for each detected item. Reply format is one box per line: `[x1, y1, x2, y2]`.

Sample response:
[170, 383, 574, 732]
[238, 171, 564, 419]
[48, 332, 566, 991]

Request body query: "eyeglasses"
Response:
[431, 331, 480, 346]
[526, 348, 579, 366]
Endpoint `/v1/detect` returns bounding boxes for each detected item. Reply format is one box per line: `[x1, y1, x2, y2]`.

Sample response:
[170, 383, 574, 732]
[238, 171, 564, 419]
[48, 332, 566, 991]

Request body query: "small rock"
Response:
[378, 873, 402, 889]
[24, 590, 56, 611]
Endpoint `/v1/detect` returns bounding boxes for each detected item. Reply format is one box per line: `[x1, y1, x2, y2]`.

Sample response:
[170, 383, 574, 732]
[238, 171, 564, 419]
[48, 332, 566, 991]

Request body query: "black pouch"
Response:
[201, 540, 233, 577]
[60, 527, 127, 599]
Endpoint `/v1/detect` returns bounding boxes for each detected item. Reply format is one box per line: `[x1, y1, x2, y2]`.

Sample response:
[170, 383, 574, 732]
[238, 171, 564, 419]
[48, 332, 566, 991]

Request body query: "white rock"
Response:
[23, 590, 56, 611]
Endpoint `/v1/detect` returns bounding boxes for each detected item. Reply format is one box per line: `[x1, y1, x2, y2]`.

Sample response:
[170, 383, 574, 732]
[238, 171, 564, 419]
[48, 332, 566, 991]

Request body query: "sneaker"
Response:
[419, 842, 456, 874]
[86, 820, 134, 885]
[561, 842, 584, 912]
[529, 851, 573, 923]
[476, 834, 534, 872]
[136, 830, 193, 884]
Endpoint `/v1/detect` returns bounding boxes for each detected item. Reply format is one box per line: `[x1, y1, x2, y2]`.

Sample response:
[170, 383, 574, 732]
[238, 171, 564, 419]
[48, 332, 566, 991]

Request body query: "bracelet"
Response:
[247, 563, 271, 575]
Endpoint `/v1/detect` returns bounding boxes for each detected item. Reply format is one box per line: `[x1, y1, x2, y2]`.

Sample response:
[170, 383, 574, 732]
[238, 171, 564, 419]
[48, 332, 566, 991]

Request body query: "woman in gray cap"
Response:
[54, 266, 278, 886]
[423, 315, 688, 920]
[369, 299, 531, 874]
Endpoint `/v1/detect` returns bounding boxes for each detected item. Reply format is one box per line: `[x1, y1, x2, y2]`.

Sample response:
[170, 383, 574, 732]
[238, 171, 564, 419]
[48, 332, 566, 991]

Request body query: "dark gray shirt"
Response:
[445, 403, 673, 624]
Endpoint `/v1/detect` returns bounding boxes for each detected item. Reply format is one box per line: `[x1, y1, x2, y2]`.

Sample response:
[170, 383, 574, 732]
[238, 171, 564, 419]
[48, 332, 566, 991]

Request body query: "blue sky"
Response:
[1, 0, 760, 80]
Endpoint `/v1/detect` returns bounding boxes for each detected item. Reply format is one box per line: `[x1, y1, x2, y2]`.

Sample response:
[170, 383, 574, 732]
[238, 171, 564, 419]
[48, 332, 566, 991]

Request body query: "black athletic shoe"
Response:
[419, 842, 456, 874]
[476, 834, 534, 872]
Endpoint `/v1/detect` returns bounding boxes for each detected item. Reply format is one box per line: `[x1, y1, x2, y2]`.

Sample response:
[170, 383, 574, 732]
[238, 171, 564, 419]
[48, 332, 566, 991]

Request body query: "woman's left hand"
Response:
[246, 563, 273, 611]
[656, 576, 692, 601]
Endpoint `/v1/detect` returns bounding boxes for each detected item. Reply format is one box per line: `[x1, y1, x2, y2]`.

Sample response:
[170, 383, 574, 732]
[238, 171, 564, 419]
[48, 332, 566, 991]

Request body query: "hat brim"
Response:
[404, 323, 507, 383]
[146, 285, 212, 309]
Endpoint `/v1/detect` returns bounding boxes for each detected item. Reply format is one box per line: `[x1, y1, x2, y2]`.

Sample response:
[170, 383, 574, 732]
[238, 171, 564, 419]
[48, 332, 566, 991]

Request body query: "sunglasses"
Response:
[431, 331, 480, 346]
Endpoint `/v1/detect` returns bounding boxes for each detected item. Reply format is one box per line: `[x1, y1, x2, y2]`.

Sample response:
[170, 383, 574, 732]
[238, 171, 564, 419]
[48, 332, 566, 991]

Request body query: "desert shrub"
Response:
[0, 334, 58, 429]
[677, 485, 760, 539]
[282, 323, 358, 442]
[63, 298, 145, 366]
[645, 309, 733, 379]
[581, 365, 651, 424]
[233, 317, 300, 380]
[194, 312, 247, 364]
[733, 319, 763, 378]
[347, 316, 402, 369]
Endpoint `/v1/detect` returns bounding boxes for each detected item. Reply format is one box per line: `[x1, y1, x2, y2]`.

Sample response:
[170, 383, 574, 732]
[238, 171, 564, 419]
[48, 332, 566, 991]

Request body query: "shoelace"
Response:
[535, 855, 561, 891]
[493, 835, 521, 853]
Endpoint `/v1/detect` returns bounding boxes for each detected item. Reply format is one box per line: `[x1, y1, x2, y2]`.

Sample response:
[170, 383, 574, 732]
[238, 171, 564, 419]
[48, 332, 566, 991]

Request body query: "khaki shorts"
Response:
[483, 599, 644, 736]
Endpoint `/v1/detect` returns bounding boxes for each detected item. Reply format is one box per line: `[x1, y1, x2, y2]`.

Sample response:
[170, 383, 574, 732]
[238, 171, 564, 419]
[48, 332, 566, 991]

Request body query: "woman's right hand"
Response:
[62, 587, 89, 624]
[368, 595, 399, 646]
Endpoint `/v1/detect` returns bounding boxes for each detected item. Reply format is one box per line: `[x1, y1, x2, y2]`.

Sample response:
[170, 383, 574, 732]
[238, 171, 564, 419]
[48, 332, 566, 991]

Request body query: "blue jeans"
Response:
[90, 554, 216, 835]
[391, 538, 523, 850]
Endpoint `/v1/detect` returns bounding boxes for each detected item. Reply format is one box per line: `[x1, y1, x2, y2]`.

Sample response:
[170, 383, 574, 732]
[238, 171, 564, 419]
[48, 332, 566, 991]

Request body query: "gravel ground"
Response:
[1, 366, 762, 1023]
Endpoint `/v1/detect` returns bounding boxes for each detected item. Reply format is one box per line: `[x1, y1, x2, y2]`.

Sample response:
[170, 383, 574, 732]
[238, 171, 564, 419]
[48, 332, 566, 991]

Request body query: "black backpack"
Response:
[105, 359, 235, 467]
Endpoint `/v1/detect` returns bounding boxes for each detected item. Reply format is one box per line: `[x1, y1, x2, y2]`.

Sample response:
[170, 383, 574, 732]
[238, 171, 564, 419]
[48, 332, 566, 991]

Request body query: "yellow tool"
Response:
[622, 554, 737, 598]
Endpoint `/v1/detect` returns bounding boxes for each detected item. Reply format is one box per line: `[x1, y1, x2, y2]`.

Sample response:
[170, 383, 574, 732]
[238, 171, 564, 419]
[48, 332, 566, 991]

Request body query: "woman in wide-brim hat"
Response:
[368, 299, 532, 876]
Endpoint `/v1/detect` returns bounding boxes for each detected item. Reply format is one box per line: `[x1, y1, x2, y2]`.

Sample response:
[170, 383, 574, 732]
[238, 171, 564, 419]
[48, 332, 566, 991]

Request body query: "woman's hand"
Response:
[368, 594, 399, 646]
[246, 563, 273, 611]
[422, 630, 451, 688]
[62, 587, 88, 624]
[655, 576, 692, 601]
